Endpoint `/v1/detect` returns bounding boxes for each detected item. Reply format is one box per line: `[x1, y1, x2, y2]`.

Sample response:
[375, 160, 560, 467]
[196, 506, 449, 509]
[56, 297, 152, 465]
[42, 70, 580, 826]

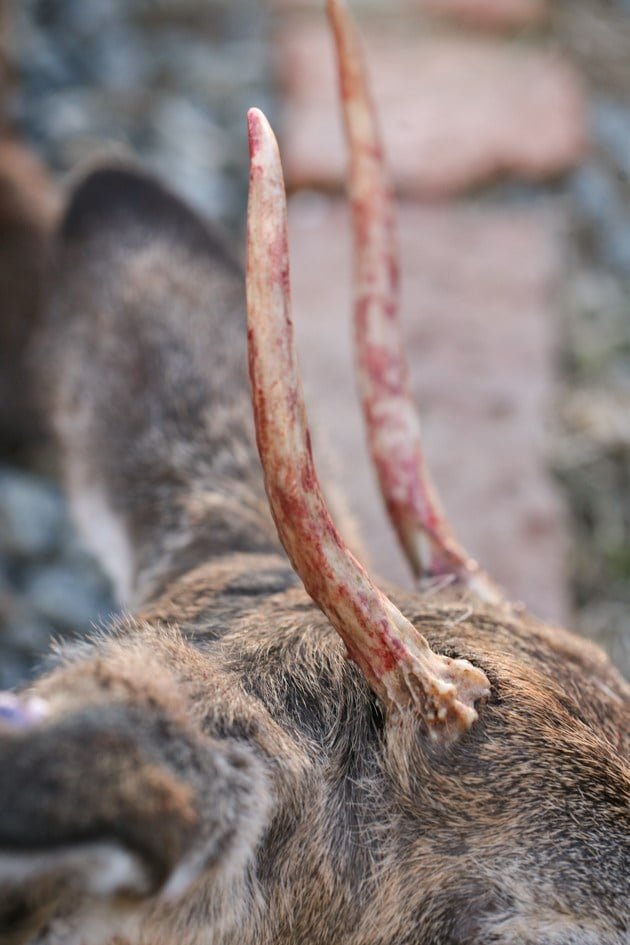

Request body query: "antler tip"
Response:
[247, 107, 266, 158]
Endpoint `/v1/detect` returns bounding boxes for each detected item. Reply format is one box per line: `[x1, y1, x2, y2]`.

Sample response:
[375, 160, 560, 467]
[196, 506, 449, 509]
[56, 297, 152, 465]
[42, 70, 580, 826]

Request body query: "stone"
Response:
[601, 218, 630, 275]
[570, 163, 630, 277]
[276, 22, 586, 196]
[577, 599, 630, 682]
[23, 562, 115, 636]
[408, 0, 548, 30]
[570, 163, 620, 228]
[592, 98, 630, 178]
[267, 0, 397, 10]
[268, 0, 548, 25]
[0, 653, 33, 690]
[0, 469, 66, 560]
[288, 192, 569, 623]
[268, 0, 548, 27]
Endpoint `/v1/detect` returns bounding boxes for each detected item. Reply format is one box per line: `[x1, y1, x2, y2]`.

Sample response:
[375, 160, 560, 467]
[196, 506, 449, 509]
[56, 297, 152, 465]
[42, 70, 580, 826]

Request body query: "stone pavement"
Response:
[276, 20, 584, 197]
[271, 0, 588, 623]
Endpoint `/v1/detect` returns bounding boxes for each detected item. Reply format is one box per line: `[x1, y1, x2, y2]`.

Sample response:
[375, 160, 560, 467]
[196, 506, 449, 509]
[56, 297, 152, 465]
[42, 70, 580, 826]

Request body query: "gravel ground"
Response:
[0, 0, 629, 685]
[553, 0, 630, 673]
[8, 0, 274, 233]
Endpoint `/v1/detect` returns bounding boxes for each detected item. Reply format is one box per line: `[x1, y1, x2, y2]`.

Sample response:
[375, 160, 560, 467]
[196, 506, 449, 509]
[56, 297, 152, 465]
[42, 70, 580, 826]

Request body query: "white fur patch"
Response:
[0, 842, 150, 897]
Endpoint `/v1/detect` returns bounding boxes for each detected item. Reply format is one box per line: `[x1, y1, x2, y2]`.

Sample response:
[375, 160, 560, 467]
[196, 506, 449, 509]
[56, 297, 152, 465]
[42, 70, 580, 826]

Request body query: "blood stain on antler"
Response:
[246, 106, 490, 740]
[327, 0, 502, 605]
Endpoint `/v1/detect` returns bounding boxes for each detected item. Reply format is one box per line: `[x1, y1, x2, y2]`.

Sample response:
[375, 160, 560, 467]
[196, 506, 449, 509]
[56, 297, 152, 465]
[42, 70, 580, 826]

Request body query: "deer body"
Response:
[0, 165, 627, 945]
[0, 0, 629, 939]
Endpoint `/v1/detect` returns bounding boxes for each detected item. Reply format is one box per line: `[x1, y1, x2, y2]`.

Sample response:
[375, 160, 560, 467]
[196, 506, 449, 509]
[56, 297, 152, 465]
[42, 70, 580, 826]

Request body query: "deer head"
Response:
[0, 1, 627, 944]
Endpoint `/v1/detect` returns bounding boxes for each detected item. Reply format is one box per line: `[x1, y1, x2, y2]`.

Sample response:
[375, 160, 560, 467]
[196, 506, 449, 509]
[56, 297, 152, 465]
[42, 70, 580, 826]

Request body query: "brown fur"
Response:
[0, 166, 628, 945]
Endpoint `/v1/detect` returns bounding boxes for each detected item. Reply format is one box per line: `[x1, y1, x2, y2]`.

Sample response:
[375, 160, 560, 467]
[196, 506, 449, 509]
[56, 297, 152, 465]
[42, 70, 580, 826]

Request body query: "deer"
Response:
[0, 1, 627, 943]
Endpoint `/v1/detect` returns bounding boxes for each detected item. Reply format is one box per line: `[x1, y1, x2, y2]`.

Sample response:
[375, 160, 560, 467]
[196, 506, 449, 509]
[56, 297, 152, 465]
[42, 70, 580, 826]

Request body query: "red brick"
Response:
[288, 193, 569, 623]
[269, 0, 547, 27]
[276, 23, 586, 196]
[267, 0, 408, 12]
[408, 0, 548, 30]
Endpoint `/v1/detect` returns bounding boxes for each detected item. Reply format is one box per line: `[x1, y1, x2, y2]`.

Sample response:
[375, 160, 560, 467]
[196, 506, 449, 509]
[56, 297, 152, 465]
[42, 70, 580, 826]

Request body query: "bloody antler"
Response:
[327, 0, 501, 604]
[246, 107, 489, 739]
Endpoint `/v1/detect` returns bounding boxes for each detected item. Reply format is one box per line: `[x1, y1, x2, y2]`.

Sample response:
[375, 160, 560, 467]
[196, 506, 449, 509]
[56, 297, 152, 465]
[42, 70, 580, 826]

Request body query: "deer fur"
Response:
[0, 159, 627, 945]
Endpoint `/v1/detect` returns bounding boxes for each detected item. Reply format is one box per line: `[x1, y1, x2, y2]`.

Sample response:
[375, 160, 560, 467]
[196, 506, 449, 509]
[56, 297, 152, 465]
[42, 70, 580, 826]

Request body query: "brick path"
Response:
[271, 0, 587, 623]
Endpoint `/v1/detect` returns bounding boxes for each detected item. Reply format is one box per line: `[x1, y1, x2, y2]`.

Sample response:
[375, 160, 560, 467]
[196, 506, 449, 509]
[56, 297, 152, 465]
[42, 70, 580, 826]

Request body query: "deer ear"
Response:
[0, 701, 191, 906]
[0, 691, 271, 917]
[0, 846, 151, 945]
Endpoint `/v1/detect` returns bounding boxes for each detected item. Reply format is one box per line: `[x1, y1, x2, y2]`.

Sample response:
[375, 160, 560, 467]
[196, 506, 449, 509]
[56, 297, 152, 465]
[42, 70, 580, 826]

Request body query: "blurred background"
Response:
[0, 0, 628, 685]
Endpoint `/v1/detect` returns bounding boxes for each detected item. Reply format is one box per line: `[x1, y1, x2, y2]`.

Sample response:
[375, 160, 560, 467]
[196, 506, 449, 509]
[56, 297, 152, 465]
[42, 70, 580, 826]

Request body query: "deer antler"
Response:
[327, 0, 501, 604]
[246, 107, 490, 740]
